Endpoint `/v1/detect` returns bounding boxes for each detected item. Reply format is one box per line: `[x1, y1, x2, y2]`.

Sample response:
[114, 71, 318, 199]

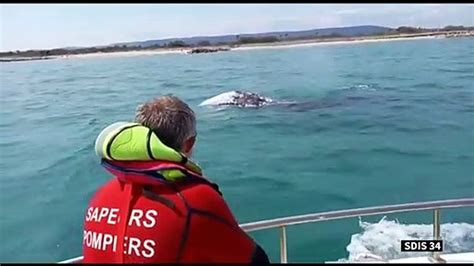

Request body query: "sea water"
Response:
[0, 37, 473, 262]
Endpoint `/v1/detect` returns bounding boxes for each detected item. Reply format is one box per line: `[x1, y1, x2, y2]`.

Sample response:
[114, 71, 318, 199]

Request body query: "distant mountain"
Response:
[112, 25, 392, 48]
[61, 46, 87, 50]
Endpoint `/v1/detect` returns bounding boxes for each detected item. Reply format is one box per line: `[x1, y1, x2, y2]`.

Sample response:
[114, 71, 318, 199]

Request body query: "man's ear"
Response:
[182, 136, 196, 155]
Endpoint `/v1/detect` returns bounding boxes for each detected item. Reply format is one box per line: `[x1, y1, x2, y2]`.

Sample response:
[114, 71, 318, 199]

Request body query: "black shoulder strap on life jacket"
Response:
[192, 178, 223, 196]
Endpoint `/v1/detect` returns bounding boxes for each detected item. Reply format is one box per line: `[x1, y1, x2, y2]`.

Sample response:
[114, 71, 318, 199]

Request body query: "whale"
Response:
[199, 90, 276, 108]
[199, 87, 379, 111]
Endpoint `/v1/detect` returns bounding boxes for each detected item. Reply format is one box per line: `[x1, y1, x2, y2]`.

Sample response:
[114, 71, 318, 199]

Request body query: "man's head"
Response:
[135, 96, 197, 156]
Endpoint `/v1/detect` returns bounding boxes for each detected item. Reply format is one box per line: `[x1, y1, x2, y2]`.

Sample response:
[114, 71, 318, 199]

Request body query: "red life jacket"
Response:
[82, 159, 258, 263]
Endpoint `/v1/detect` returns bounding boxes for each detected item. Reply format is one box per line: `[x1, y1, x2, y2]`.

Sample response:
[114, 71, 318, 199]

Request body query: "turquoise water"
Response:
[0, 38, 473, 262]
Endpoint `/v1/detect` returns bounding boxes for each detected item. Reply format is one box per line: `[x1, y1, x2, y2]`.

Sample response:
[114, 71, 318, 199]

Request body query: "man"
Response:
[83, 96, 270, 263]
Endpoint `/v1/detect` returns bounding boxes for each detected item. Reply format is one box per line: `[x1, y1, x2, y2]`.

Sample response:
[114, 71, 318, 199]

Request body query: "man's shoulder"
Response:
[181, 181, 232, 215]
[181, 181, 223, 201]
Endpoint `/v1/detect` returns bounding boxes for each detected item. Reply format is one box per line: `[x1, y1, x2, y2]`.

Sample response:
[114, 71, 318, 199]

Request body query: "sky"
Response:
[1, 4, 473, 51]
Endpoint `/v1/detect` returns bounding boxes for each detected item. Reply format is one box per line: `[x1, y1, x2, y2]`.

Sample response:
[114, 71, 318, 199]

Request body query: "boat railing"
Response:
[58, 198, 474, 264]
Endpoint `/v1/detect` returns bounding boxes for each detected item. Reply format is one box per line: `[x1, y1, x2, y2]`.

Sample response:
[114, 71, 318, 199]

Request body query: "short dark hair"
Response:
[135, 96, 196, 151]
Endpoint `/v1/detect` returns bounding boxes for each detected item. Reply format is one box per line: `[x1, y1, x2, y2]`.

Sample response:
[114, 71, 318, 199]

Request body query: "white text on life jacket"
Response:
[85, 207, 158, 228]
[84, 207, 159, 258]
[83, 231, 156, 258]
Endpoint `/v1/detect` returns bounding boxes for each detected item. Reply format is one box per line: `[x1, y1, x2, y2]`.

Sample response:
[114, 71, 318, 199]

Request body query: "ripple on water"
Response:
[370, 147, 432, 158]
[183, 69, 201, 73]
[318, 191, 356, 206]
[436, 67, 474, 74]
[220, 175, 296, 190]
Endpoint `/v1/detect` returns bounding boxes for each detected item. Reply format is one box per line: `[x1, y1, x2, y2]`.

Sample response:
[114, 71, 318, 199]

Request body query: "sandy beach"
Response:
[232, 35, 440, 51]
[46, 34, 446, 60]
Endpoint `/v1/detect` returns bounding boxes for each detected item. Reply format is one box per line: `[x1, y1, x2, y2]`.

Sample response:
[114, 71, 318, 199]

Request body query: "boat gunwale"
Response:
[58, 197, 474, 264]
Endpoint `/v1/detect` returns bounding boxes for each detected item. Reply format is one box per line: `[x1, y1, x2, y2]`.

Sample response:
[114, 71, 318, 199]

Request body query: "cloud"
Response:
[335, 8, 367, 15]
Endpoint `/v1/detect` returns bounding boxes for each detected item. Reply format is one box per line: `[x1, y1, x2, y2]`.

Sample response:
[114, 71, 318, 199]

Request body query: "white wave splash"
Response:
[342, 84, 378, 91]
[352, 84, 377, 91]
[338, 217, 474, 262]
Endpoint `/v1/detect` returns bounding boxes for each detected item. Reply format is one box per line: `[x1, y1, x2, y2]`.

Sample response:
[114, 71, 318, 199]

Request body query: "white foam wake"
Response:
[338, 217, 474, 262]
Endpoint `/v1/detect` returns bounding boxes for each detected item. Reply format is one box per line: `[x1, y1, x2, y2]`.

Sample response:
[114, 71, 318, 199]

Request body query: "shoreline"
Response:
[60, 35, 442, 60]
[2, 33, 467, 62]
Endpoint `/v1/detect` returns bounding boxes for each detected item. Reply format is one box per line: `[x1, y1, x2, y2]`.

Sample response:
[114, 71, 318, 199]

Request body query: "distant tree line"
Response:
[442, 25, 474, 31]
[0, 41, 190, 58]
[197, 41, 211, 46]
[1, 25, 473, 58]
[236, 36, 280, 44]
[393, 25, 474, 34]
[0, 45, 141, 58]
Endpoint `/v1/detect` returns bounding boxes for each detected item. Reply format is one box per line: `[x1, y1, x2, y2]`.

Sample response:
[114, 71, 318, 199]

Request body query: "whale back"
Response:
[199, 91, 240, 106]
[199, 90, 274, 107]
